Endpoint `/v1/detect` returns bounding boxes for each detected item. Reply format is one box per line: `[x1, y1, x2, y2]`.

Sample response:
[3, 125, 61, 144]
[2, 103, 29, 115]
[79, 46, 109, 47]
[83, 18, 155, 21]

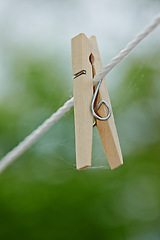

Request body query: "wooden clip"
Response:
[71, 33, 123, 170]
[90, 36, 123, 169]
[71, 33, 93, 169]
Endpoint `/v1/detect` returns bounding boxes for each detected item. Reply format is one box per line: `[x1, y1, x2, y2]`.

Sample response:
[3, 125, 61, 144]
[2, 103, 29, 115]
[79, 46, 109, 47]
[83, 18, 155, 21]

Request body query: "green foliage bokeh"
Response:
[0, 50, 160, 240]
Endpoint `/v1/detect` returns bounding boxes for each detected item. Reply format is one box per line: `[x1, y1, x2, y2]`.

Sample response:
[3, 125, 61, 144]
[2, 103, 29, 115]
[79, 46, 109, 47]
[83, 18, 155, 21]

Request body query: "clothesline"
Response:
[0, 13, 160, 173]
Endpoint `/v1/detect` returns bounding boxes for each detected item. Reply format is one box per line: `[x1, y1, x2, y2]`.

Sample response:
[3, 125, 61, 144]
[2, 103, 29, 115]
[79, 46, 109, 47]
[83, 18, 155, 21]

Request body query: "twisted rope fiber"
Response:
[0, 13, 160, 173]
[94, 13, 160, 84]
[0, 98, 74, 173]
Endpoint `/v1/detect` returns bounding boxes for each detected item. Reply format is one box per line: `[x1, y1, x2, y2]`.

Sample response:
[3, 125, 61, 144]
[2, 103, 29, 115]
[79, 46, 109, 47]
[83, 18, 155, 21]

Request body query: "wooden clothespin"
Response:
[71, 33, 123, 170]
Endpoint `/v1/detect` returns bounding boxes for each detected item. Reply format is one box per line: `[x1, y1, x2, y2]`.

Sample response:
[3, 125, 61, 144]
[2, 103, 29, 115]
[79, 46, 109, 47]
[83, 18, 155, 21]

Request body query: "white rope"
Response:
[0, 13, 160, 173]
[0, 98, 74, 173]
[94, 13, 160, 84]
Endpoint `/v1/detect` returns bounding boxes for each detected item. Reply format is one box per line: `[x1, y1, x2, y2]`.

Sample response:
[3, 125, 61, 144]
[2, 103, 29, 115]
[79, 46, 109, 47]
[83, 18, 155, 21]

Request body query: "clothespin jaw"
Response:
[71, 33, 93, 169]
[89, 36, 123, 169]
[71, 33, 123, 170]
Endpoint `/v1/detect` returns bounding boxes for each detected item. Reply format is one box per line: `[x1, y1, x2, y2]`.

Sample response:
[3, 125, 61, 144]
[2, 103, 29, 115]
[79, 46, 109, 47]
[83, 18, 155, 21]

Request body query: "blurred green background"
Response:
[0, 1, 160, 240]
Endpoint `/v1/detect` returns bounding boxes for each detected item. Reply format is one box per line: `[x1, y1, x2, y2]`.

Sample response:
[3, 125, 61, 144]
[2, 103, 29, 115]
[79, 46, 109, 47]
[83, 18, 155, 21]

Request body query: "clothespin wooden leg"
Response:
[71, 33, 93, 169]
[90, 36, 123, 169]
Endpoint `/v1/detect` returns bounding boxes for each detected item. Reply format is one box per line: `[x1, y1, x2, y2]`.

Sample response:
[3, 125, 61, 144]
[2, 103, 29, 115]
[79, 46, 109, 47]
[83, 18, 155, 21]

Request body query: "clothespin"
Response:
[71, 33, 123, 170]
